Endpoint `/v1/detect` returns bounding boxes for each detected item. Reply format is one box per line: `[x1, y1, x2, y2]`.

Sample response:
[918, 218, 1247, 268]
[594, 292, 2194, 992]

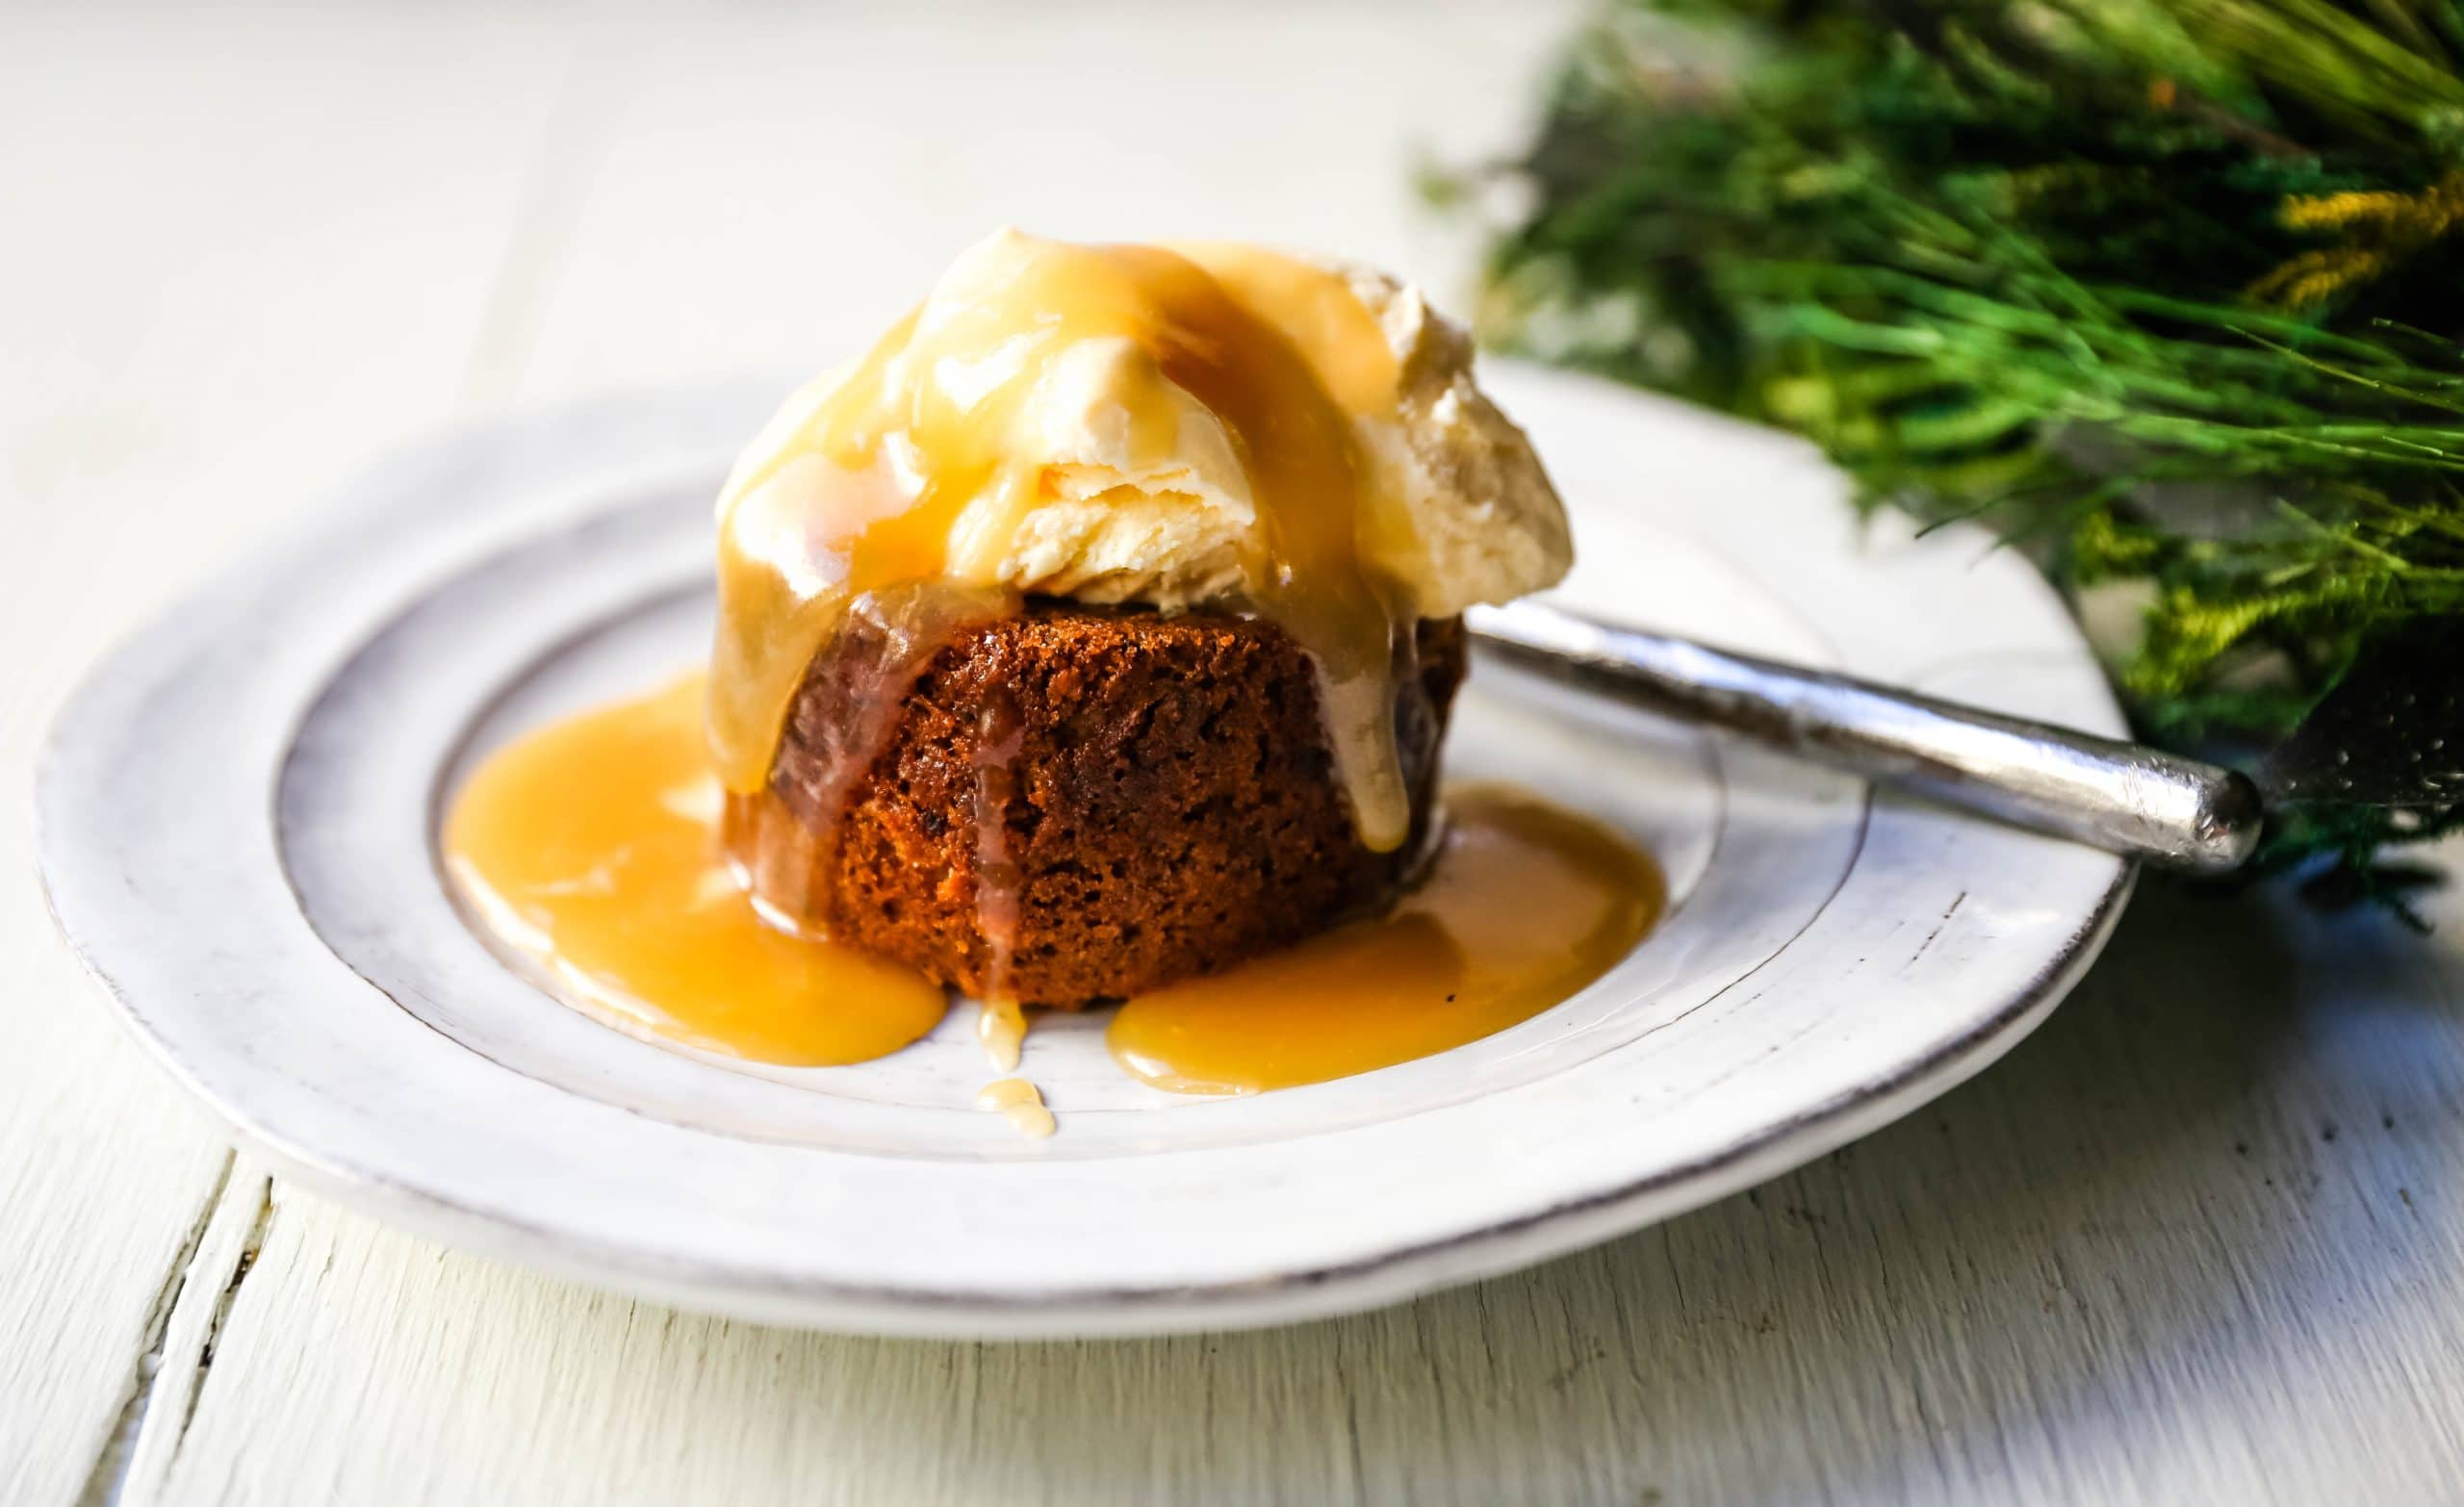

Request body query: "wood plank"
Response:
[3, 8, 1578, 1500]
[144, 883, 2464, 1504]
[0, 13, 566, 1501]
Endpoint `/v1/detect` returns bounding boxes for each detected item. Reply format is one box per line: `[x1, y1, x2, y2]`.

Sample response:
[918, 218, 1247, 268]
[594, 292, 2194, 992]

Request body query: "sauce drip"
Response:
[710, 234, 1418, 850]
[1107, 784, 1665, 1095]
[725, 581, 1016, 935]
[977, 1000, 1028, 1072]
[976, 1078, 1058, 1139]
[970, 686, 1027, 1005]
[444, 676, 946, 1065]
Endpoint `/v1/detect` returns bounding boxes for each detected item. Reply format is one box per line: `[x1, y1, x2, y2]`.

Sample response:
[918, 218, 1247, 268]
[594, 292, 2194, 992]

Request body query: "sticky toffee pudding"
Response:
[444, 230, 1661, 1130]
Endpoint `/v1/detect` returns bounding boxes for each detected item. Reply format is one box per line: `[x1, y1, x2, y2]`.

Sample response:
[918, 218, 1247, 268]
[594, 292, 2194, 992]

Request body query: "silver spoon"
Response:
[1467, 600, 2263, 874]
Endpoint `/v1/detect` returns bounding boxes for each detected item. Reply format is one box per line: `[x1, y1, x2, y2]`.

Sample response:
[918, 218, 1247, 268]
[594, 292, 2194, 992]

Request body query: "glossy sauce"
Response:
[709, 235, 1419, 851]
[444, 676, 947, 1065]
[1107, 784, 1665, 1095]
[969, 686, 1028, 1003]
[977, 999, 1028, 1072]
[976, 1078, 1058, 1139]
[444, 683, 1663, 1104]
[716, 580, 1040, 1020]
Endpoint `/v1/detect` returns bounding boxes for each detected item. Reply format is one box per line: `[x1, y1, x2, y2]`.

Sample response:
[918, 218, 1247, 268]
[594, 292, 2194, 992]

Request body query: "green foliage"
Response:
[1469, 0, 2464, 889]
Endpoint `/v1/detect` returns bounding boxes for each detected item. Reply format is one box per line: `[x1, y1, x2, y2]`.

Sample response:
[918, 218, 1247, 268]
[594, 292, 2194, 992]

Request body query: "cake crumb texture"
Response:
[756, 603, 1465, 1005]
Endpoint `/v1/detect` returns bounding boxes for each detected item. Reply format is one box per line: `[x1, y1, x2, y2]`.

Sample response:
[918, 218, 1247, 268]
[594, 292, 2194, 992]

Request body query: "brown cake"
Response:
[729, 603, 1466, 1005]
[702, 235, 1573, 1017]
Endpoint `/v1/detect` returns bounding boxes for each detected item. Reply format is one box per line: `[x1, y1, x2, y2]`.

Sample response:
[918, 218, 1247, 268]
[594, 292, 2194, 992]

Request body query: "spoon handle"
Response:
[1467, 600, 2262, 874]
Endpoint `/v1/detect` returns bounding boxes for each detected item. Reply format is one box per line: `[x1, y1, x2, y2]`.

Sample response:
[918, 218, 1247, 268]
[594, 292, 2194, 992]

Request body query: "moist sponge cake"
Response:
[730, 603, 1466, 1005]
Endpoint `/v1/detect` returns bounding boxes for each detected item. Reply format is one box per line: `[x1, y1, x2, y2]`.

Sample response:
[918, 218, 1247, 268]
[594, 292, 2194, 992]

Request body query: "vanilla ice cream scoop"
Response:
[710, 229, 1573, 849]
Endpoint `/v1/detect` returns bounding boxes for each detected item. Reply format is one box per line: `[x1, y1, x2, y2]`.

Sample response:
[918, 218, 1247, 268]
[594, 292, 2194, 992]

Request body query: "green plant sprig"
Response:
[1464, 0, 2464, 896]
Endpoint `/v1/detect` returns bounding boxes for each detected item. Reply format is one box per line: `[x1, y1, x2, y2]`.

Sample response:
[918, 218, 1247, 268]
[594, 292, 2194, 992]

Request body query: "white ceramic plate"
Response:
[37, 365, 2129, 1337]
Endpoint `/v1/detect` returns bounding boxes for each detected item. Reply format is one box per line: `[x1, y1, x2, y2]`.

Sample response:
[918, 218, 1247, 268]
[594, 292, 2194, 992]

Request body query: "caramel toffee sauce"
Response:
[444, 677, 1662, 1101]
[710, 237, 1423, 852]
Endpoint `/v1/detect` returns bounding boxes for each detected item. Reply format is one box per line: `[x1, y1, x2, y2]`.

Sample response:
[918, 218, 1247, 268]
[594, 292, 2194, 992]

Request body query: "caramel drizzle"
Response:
[971, 679, 1032, 1070]
[726, 583, 1017, 936]
[709, 234, 1417, 852]
[977, 1000, 1028, 1073]
[443, 675, 948, 1068]
[441, 676, 1666, 1106]
[976, 1077, 1056, 1139]
[971, 686, 1027, 1007]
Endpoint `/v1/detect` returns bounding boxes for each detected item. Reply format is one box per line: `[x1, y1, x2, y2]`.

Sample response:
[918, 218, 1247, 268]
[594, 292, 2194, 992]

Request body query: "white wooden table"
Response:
[9, 7, 2464, 1502]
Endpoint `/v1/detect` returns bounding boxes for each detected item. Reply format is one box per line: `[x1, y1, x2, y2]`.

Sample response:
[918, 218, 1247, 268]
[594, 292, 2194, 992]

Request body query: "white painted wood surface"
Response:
[7, 5, 2463, 1502]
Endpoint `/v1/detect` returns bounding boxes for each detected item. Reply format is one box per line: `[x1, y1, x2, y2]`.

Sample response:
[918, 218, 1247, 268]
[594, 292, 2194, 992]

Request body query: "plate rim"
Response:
[33, 367, 2135, 1336]
[46, 867, 2129, 1337]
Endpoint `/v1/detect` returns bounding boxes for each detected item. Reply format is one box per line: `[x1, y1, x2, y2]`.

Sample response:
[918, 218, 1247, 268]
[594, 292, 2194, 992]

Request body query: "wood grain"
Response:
[0, 13, 561, 1502]
[10, 6, 2464, 1504]
[110, 886, 2464, 1506]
